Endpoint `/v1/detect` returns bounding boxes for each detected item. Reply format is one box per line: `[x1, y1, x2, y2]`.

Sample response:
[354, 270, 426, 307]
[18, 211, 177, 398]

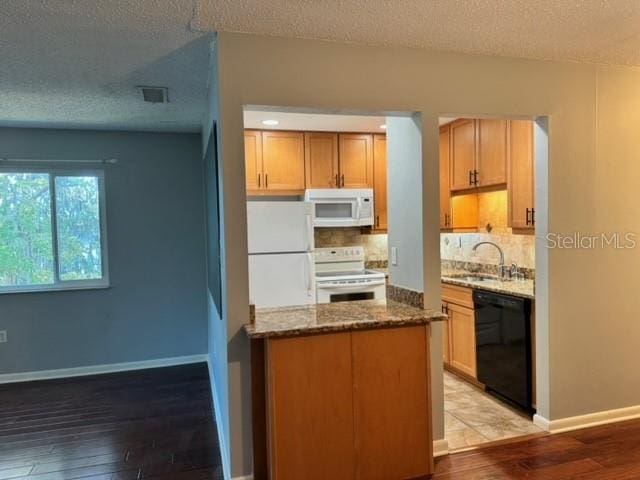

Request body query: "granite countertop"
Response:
[441, 270, 535, 299]
[244, 299, 446, 339]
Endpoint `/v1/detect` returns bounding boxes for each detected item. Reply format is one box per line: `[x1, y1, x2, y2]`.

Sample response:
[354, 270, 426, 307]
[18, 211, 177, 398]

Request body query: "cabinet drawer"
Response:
[441, 283, 473, 308]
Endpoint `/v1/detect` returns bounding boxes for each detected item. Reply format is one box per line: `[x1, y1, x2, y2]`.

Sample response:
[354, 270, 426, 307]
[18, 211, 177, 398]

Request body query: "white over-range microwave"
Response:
[304, 188, 374, 227]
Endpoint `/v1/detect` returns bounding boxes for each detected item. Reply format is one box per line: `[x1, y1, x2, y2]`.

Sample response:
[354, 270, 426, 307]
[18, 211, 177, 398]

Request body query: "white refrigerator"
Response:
[247, 202, 316, 308]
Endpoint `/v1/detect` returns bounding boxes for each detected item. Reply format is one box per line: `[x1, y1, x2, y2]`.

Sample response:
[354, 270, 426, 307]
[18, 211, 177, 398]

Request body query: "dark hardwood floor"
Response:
[435, 418, 640, 479]
[6, 362, 640, 480]
[0, 363, 223, 479]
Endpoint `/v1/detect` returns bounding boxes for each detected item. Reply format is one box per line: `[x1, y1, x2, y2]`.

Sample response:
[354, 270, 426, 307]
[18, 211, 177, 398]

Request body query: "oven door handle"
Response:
[317, 280, 386, 289]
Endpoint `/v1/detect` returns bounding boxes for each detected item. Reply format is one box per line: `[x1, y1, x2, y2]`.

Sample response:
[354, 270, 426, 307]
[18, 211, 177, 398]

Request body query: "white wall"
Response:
[213, 31, 640, 476]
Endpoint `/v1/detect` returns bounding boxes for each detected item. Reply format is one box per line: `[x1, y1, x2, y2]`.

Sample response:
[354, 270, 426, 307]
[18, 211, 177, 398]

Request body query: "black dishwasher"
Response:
[474, 290, 533, 413]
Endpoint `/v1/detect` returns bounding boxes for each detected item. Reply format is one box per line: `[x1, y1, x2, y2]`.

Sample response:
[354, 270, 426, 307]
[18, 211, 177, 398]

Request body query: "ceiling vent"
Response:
[138, 86, 169, 104]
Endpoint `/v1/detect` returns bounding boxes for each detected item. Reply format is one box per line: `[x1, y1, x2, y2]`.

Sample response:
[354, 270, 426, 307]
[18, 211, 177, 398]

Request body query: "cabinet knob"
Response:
[341, 174, 345, 187]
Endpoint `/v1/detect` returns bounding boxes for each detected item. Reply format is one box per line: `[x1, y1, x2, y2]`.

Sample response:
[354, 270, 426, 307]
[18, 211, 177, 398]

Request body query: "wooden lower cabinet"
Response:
[442, 316, 451, 365]
[352, 327, 432, 480]
[262, 326, 433, 480]
[442, 283, 476, 379]
[447, 302, 477, 378]
[266, 333, 355, 480]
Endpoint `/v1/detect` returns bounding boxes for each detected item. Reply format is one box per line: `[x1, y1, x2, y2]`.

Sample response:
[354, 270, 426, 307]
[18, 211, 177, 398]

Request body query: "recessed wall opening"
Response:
[438, 115, 549, 451]
[242, 106, 416, 310]
[240, 106, 549, 467]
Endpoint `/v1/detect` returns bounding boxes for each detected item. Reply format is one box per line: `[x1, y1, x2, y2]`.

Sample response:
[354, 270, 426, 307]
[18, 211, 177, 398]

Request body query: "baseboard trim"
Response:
[534, 404, 640, 434]
[433, 438, 450, 457]
[0, 354, 208, 384]
[533, 413, 551, 431]
[232, 476, 253, 480]
[208, 360, 232, 480]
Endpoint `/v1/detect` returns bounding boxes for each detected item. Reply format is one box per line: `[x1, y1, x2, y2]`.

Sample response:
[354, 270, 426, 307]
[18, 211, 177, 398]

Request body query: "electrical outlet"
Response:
[0, 330, 6, 343]
[391, 247, 398, 266]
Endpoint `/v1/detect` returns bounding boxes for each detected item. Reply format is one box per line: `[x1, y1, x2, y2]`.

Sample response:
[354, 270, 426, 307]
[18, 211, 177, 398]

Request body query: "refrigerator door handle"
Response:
[305, 214, 312, 251]
[305, 252, 314, 297]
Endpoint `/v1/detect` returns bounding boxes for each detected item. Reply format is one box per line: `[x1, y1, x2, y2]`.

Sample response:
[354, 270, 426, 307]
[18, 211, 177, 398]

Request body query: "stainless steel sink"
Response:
[444, 273, 511, 283]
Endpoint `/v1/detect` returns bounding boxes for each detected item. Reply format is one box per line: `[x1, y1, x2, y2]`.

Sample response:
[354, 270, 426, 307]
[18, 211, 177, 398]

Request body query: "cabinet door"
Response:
[442, 314, 451, 365]
[262, 131, 305, 193]
[450, 119, 477, 191]
[439, 125, 452, 229]
[305, 132, 339, 188]
[450, 194, 478, 231]
[245, 130, 263, 192]
[509, 120, 535, 230]
[339, 134, 373, 188]
[372, 134, 387, 230]
[448, 302, 477, 379]
[477, 119, 508, 187]
[352, 326, 433, 480]
[267, 333, 355, 480]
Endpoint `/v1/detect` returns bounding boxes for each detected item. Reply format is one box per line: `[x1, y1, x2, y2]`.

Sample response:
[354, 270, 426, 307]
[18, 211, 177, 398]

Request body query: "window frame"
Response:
[0, 166, 110, 294]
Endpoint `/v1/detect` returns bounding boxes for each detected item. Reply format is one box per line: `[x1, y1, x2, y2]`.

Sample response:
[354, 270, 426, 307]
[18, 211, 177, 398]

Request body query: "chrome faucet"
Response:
[471, 241, 507, 278]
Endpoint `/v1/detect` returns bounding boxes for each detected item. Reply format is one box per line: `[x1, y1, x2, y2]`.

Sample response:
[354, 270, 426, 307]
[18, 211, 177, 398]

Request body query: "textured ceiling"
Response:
[196, 0, 640, 66]
[0, 0, 212, 132]
[3, 0, 640, 132]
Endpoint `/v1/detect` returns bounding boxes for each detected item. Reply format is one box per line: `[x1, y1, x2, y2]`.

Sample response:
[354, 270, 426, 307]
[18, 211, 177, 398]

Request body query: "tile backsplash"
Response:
[441, 232, 535, 269]
[314, 228, 388, 261]
[443, 189, 535, 271]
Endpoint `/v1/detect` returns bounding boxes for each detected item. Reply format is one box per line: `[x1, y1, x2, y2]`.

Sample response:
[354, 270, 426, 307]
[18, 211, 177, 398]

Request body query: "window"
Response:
[0, 169, 108, 293]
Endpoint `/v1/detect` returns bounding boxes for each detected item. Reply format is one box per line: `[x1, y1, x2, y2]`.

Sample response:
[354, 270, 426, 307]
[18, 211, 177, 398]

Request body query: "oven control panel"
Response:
[315, 246, 365, 263]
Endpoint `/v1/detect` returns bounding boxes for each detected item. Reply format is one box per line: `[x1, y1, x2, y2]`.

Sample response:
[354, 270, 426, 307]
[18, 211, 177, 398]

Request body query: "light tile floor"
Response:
[444, 371, 542, 450]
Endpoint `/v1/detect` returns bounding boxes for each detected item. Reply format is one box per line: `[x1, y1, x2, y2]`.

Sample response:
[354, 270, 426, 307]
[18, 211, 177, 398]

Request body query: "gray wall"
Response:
[202, 33, 232, 478]
[0, 127, 208, 374]
[387, 116, 425, 291]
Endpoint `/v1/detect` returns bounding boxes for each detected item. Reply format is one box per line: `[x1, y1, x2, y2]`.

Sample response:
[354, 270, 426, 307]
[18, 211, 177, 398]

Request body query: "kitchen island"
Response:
[245, 300, 446, 480]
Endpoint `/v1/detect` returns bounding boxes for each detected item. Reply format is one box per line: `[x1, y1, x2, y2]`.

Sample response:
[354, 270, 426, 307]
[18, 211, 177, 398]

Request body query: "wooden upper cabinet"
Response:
[305, 132, 339, 189]
[477, 119, 508, 187]
[448, 302, 477, 379]
[352, 326, 432, 480]
[338, 134, 373, 188]
[509, 120, 535, 230]
[450, 119, 477, 191]
[267, 333, 356, 480]
[244, 130, 263, 192]
[261, 131, 305, 193]
[372, 134, 387, 230]
[439, 125, 452, 229]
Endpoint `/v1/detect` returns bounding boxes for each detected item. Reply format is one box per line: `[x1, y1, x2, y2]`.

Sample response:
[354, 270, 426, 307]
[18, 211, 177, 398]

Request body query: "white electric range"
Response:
[315, 246, 386, 304]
